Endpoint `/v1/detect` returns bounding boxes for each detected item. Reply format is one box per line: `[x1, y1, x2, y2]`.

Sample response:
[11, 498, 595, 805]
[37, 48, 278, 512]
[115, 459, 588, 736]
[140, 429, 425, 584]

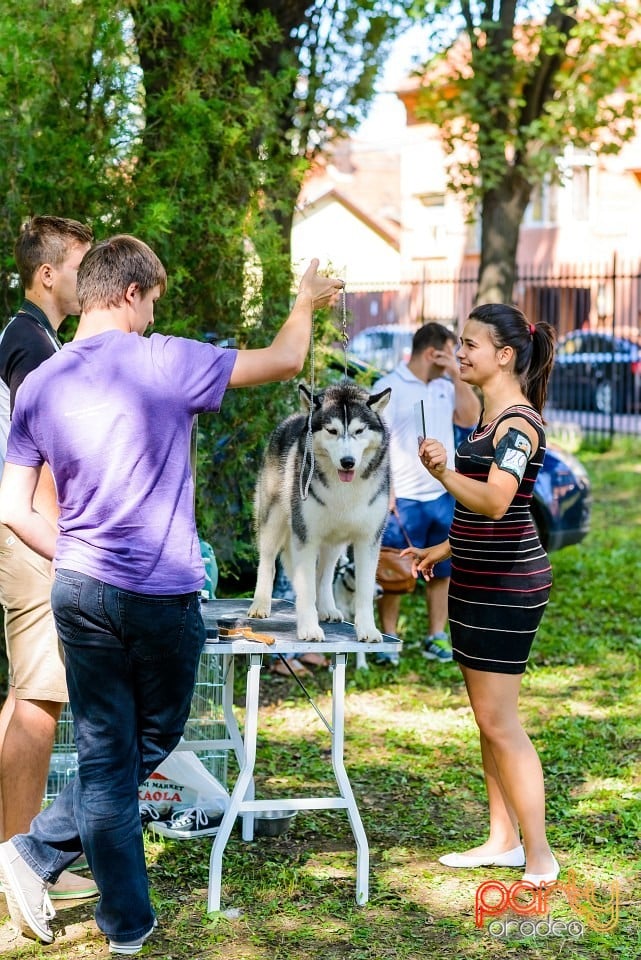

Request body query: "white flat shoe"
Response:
[522, 855, 560, 886]
[439, 844, 525, 868]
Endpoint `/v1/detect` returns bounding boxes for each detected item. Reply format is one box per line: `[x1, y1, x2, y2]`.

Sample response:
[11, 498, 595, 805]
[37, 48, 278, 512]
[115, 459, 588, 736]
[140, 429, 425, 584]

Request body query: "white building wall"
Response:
[398, 122, 471, 279]
[291, 198, 401, 289]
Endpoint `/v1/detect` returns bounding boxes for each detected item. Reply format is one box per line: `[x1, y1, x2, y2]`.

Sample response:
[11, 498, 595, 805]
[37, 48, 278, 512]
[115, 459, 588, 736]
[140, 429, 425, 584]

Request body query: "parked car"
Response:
[548, 331, 641, 415]
[346, 324, 415, 372]
[530, 445, 591, 551]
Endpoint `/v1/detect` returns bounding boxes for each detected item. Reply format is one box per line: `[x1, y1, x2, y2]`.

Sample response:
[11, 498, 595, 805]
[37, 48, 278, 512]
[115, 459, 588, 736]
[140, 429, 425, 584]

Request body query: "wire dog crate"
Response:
[44, 702, 78, 804]
[181, 647, 228, 787]
[45, 649, 228, 806]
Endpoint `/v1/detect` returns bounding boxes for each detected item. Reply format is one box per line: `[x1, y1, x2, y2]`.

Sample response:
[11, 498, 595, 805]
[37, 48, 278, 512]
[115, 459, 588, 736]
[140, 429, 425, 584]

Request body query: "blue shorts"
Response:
[381, 494, 454, 579]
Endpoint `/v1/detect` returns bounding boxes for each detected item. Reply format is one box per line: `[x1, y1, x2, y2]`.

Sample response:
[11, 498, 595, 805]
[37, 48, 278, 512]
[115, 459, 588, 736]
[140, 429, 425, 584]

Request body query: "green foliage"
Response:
[416, 2, 641, 206]
[0, 0, 138, 314]
[0, 0, 422, 575]
[122, 1, 421, 573]
[411, 1, 641, 300]
[290, 0, 415, 150]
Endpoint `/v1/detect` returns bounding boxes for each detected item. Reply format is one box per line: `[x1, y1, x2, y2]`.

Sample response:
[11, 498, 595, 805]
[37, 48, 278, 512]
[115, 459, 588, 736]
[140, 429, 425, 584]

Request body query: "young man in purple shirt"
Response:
[0, 234, 343, 953]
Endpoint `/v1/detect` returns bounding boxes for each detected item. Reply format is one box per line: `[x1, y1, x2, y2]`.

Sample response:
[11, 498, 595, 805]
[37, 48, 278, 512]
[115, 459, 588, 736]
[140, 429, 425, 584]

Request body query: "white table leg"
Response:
[208, 646, 371, 911]
[221, 654, 254, 808]
[331, 652, 370, 905]
[208, 652, 262, 913]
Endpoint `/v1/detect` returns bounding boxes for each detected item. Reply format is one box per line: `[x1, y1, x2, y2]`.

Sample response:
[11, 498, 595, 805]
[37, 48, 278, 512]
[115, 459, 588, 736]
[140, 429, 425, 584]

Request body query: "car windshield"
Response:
[347, 326, 414, 371]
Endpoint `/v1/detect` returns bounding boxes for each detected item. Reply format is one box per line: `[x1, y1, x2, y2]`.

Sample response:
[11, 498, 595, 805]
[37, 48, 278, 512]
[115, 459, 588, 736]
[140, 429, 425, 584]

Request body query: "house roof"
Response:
[295, 187, 400, 250]
[296, 137, 401, 249]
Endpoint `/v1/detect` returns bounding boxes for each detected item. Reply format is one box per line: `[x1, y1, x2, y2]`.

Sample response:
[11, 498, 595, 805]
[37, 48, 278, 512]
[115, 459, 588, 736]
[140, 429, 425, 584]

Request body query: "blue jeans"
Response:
[12, 570, 205, 941]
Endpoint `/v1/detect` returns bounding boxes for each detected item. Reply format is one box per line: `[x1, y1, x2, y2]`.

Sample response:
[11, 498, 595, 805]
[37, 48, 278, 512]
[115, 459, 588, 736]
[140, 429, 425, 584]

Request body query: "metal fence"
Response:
[345, 257, 641, 443]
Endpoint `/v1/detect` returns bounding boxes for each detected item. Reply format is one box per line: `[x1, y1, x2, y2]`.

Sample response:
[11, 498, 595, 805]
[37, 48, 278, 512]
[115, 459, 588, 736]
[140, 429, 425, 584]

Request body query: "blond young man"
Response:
[0, 216, 96, 900]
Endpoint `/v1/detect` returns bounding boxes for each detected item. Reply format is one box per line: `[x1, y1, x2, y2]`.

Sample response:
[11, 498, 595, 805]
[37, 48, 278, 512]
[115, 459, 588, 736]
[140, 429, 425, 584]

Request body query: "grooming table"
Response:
[192, 598, 400, 912]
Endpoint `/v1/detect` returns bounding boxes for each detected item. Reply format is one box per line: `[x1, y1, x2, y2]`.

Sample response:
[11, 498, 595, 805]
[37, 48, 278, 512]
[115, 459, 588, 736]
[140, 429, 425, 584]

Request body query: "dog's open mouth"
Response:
[338, 469, 355, 483]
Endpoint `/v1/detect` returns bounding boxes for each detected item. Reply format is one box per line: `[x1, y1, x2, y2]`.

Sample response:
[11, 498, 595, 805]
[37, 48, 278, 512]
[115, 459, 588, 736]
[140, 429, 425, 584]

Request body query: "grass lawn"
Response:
[1, 439, 639, 958]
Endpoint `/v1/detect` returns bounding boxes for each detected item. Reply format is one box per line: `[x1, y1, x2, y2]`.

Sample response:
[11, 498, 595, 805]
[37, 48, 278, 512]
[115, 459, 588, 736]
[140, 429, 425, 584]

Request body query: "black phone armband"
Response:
[493, 428, 532, 483]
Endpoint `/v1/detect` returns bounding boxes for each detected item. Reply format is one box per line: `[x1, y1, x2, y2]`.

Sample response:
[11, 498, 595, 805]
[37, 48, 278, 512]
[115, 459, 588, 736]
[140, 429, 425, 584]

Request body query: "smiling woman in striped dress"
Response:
[404, 303, 558, 887]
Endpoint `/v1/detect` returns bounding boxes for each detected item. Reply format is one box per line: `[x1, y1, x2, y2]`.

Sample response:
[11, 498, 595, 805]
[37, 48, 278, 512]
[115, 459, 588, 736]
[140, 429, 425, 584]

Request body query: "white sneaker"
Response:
[0, 839, 55, 943]
[67, 852, 89, 872]
[109, 918, 158, 955]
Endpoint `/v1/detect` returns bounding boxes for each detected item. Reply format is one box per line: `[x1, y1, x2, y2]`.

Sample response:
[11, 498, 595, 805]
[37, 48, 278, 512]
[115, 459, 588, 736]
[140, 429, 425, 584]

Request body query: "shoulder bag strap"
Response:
[391, 505, 414, 549]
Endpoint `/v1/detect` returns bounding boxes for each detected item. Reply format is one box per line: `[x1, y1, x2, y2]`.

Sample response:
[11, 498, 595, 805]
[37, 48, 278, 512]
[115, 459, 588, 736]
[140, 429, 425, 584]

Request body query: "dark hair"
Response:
[412, 321, 456, 356]
[468, 303, 555, 413]
[14, 216, 93, 289]
[77, 235, 167, 312]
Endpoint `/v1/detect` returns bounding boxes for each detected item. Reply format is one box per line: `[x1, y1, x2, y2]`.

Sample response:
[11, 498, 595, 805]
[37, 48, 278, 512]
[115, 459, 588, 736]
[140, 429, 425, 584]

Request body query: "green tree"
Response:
[0, 0, 138, 316]
[111, 1, 293, 573]
[412, 1, 641, 302]
[125, 0, 417, 323]
[0, 0, 417, 575]
[123, 0, 417, 574]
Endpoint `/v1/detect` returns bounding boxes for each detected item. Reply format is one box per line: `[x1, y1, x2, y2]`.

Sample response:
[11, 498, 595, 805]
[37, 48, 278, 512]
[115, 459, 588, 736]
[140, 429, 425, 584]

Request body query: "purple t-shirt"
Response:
[7, 329, 237, 594]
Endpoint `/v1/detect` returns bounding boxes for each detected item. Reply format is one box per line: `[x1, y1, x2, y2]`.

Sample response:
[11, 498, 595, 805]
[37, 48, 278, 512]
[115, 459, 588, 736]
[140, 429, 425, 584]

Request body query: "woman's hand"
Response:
[400, 539, 451, 581]
[418, 437, 448, 477]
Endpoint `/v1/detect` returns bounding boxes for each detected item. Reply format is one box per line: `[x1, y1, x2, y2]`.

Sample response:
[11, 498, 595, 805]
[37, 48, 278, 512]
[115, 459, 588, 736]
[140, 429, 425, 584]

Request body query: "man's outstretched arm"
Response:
[229, 259, 344, 388]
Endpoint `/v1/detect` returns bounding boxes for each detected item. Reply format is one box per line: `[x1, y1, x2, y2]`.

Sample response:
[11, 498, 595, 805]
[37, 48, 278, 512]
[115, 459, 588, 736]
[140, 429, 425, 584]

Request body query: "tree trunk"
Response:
[477, 171, 532, 304]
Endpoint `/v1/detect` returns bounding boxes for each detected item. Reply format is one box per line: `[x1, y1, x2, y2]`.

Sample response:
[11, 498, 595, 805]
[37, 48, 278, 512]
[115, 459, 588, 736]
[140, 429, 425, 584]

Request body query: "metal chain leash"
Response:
[299, 284, 348, 501]
[299, 310, 316, 501]
[340, 286, 349, 378]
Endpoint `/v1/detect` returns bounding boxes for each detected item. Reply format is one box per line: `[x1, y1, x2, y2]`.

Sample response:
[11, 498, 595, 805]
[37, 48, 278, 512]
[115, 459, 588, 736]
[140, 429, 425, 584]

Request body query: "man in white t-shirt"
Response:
[373, 323, 480, 664]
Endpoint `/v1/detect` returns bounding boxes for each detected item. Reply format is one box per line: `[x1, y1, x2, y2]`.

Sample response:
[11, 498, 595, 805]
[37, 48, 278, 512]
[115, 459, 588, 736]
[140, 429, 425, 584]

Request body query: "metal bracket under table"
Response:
[197, 598, 400, 913]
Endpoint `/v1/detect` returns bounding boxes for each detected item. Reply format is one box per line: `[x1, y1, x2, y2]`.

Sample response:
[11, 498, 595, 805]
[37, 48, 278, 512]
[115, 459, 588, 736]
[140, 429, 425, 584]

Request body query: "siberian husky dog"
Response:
[248, 382, 391, 642]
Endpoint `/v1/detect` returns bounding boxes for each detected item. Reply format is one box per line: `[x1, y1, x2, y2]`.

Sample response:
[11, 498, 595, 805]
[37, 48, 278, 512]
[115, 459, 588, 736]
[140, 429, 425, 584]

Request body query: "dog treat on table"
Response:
[217, 625, 276, 646]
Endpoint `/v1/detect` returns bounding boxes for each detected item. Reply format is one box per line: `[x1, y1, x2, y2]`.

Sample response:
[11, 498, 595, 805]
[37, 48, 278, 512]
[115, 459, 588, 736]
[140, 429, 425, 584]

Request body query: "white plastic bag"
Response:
[139, 747, 229, 814]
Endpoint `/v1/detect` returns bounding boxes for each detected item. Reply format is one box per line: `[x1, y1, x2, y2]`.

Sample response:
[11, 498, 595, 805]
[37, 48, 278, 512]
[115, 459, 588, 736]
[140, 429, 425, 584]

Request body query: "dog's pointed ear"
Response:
[298, 383, 312, 410]
[368, 387, 391, 414]
[299, 383, 323, 412]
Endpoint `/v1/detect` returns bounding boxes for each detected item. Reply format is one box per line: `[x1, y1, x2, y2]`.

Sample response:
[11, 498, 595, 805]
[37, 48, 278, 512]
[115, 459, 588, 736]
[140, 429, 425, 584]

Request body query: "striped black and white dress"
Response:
[449, 405, 552, 675]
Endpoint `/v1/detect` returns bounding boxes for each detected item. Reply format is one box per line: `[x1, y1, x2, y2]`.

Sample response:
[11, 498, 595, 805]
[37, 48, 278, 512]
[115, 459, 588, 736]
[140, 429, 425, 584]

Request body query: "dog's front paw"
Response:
[297, 619, 325, 642]
[247, 597, 271, 619]
[318, 605, 344, 623]
[355, 623, 383, 644]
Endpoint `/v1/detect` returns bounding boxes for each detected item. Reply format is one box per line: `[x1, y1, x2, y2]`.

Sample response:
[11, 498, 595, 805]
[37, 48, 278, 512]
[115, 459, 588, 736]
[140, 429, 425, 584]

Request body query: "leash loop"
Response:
[299, 283, 348, 501]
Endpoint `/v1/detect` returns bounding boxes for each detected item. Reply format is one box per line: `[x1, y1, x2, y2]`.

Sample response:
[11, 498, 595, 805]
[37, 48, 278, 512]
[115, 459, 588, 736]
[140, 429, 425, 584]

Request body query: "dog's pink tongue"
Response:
[338, 469, 355, 483]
